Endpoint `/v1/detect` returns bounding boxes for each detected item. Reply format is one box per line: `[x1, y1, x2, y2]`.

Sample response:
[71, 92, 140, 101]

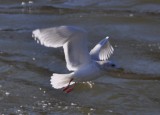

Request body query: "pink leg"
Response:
[63, 78, 76, 93]
[64, 83, 76, 93]
[63, 78, 73, 92]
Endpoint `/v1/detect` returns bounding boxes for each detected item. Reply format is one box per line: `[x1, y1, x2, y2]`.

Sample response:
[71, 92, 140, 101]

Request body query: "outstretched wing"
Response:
[33, 26, 78, 48]
[32, 26, 91, 71]
[90, 36, 114, 61]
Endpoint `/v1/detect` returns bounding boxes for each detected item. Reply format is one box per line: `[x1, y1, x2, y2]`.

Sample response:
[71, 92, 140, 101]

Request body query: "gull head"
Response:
[97, 60, 120, 71]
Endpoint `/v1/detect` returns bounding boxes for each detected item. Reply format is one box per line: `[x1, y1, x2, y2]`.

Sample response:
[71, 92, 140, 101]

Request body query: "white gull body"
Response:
[32, 26, 115, 93]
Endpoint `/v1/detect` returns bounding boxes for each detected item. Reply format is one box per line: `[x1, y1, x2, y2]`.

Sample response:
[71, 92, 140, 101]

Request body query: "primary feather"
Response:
[90, 36, 114, 61]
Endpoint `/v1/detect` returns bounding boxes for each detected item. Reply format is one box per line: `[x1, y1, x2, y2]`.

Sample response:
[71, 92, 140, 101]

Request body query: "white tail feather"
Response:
[32, 29, 40, 38]
[50, 73, 74, 89]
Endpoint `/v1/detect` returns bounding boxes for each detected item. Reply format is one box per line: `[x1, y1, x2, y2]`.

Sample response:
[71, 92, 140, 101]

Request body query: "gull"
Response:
[32, 26, 118, 93]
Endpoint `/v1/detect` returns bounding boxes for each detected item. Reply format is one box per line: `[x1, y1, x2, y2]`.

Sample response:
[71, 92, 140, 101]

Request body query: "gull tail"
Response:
[50, 73, 74, 89]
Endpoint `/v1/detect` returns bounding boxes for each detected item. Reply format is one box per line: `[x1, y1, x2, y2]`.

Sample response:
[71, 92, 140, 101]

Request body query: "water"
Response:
[0, 0, 160, 114]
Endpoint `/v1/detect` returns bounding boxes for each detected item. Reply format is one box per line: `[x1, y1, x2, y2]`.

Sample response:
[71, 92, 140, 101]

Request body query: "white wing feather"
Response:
[90, 36, 114, 61]
[32, 26, 91, 71]
[32, 26, 76, 48]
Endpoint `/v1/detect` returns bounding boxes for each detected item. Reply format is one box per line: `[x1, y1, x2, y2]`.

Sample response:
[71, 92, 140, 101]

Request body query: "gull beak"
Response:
[115, 65, 124, 72]
[111, 63, 124, 72]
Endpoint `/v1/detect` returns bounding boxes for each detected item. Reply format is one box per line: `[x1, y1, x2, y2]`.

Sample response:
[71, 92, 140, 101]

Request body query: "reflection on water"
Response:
[0, 0, 160, 114]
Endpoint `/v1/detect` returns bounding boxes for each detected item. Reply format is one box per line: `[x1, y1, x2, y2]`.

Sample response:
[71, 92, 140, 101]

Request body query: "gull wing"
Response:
[90, 36, 114, 61]
[32, 26, 91, 71]
[33, 26, 77, 48]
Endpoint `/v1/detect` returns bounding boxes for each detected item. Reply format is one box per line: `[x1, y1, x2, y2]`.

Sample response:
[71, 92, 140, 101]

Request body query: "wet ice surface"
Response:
[0, 0, 160, 114]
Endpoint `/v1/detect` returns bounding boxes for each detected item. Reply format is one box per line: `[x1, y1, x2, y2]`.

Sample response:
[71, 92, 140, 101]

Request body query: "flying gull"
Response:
[32, 26, 118, 93]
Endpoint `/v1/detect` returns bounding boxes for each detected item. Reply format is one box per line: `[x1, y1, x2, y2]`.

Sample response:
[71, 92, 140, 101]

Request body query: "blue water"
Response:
[0, 0, 160, 114]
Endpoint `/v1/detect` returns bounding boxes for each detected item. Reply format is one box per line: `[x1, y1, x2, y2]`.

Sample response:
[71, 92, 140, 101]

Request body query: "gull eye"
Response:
[111, 64, 115, 67]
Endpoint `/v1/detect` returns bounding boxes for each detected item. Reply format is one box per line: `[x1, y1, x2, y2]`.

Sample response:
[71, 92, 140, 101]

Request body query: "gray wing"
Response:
[90, 36, 114, 61]
[32, 26, 91, 71]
